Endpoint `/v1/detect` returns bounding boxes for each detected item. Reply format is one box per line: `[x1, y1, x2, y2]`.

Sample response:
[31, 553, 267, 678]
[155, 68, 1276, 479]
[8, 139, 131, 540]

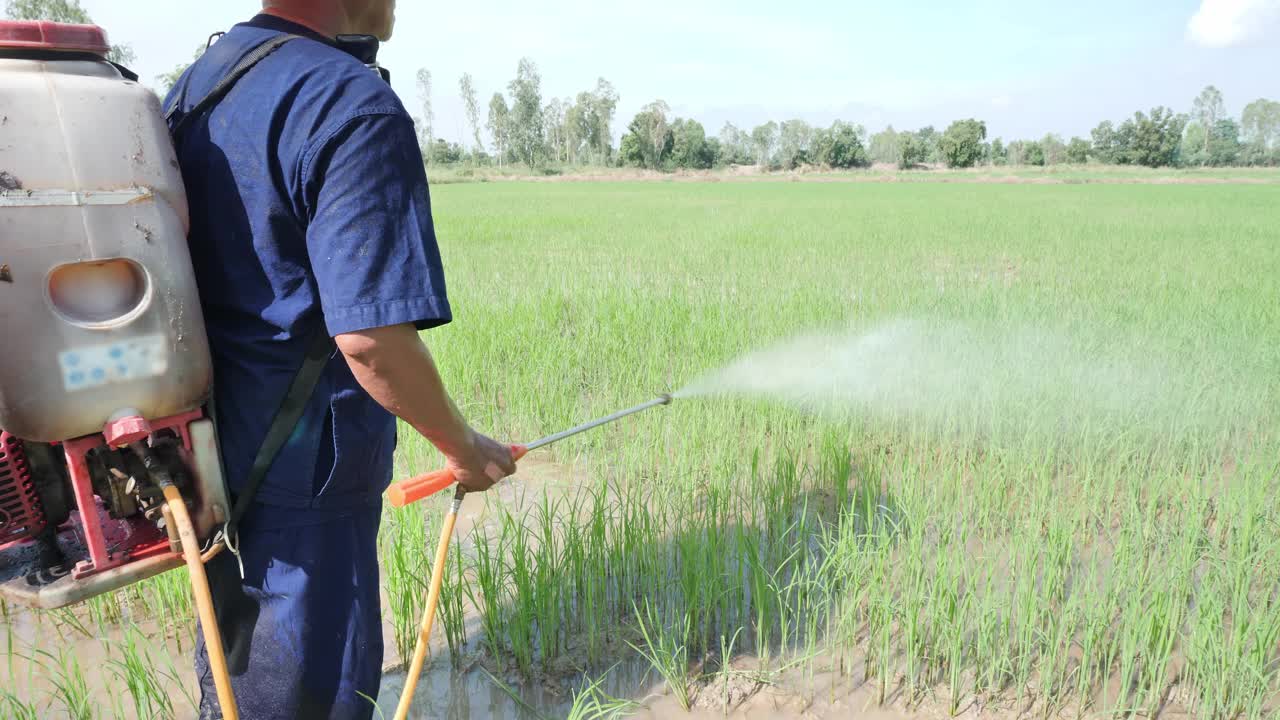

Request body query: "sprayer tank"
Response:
[0, 24, 212, 441]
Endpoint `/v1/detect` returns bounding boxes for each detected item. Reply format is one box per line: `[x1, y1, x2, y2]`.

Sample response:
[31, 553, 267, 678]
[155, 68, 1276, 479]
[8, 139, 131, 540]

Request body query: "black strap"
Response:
[166, 34, 299, 140]
[165, 32, 335, 536]
[228, 328, 334, 536]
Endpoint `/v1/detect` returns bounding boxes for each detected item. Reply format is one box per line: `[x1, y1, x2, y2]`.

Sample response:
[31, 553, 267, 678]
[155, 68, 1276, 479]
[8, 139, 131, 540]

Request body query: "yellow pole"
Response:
[163, 485, 239, 720]
[393, 492, 463, 720]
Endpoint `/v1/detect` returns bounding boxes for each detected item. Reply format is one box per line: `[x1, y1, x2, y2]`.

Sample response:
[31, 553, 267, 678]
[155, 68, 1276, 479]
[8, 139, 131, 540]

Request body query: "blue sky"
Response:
[80, 0, 1279, 144]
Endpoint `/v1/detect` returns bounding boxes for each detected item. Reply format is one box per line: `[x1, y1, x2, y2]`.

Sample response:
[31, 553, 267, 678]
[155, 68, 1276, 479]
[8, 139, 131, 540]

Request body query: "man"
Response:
[164, 2, 515, 718]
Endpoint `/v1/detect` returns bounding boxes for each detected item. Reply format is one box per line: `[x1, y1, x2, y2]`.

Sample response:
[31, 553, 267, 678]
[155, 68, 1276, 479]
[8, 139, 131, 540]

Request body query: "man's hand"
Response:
[446, 430, 517, 492]
[335, 323, 516, 493]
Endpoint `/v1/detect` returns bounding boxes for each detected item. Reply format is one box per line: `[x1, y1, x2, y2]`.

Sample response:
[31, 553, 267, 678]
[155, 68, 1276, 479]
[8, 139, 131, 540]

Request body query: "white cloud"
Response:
[1187, 0, 1280, 47]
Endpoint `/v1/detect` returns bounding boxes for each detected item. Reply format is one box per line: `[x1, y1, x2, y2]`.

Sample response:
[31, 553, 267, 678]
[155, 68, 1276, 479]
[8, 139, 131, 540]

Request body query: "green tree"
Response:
[827, 121, 868, 168]
[1065, 136, 1090, 164]
[867, 125, 899, 165]
[1113, 118, 1138, 164]
[156, 44, 205, 96]
[542, 97, 568, 164]
[775, 119, 814, 169]
[585, 78, 619, 164]
[486, 92, 511, 167]
[750, 121, 778, 168]
[507, 58, 545, 167]
[670, 118, 713, 169]
[915, 126, 941, 164]
[1040, 133, 1066, 165]
[1022, 141, 1045, 166]
[1191, 85, 1225, 156]
[1180, 123, 1209, 166]
[1241, 98, 1280, 164]
[717, 123, 753, 165]
[897, 131, 927, 169]
[1127, 107, 1186, 168]
[989, 137, 1007, 165]
[621, 101, 673, 169]
[427, 139, 465, 165]
[939, 118, 987, 168]
[1207, 118, 1242, 166]
[458, 73, 484, 157]
[5, 0, 134, 64]
[1090, 121, 1119, 164]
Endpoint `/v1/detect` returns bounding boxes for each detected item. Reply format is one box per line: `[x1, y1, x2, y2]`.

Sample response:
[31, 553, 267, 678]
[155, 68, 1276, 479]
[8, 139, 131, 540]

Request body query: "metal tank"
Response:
[0, 20, 212, 442]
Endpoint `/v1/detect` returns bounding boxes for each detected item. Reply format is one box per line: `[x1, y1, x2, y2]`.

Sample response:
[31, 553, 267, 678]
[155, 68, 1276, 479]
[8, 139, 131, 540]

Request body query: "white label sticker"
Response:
[58, 335, 168, 393]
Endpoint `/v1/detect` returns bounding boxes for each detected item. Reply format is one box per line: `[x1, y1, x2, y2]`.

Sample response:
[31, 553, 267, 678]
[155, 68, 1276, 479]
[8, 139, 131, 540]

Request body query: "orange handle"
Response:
[386, 444, 528, 508]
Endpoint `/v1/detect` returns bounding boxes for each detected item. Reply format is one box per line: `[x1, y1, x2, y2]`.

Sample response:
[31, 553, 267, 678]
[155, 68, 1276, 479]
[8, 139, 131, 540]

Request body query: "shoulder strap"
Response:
[164, 32, 335, 536]
[166, 34, 299, 140]
[228, 328, 334, 536]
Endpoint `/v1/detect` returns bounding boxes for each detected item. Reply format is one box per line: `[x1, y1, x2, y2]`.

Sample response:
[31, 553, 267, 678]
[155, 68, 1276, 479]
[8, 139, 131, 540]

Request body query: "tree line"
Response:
[10, 2, 1278, 172]
[423, 62, 1279, 172]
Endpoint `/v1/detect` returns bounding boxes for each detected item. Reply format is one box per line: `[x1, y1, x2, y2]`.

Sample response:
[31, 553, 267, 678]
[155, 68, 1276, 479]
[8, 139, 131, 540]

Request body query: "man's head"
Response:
[262, 0, 398, 41]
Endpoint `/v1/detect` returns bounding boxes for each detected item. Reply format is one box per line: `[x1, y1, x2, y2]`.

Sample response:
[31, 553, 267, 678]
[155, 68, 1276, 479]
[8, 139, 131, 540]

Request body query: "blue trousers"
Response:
[196, 506, 384, 720]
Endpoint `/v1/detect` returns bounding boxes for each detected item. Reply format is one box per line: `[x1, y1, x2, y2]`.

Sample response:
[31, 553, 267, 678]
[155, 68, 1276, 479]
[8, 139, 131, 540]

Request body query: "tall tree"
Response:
[670, 118, 713, 169]
[1241, 98, 1280, 160]
[750, 121, 778, 167]
[717, 123, 753, 165]
[622, 101, 673, 169]
[939, 118, 987, 168]
[813, 121, 867, 169]
[1207, 119, 1242, 166]
[776, 120, 814, 169]
[897, 130, 927, 169]
[1090, 121, 1118, 164]
[487, 93, 510, 167]
[458, 73, 483, 156]
[915, 126, 941, 163]
[868, 126, 900, 165]
[5, 0, 134, 64]
[587, 78, 619, 164]
[989, 137, 1007, 165]
[416, 69, 434, 161]
[1191, 85, 1225, 155]
[507, 58, 545, 167]
[565, 95, 590, 165]
[542, 97, 568, 164]
[1128, 106, 1186, 167]
[1040, 133, 1066, 165]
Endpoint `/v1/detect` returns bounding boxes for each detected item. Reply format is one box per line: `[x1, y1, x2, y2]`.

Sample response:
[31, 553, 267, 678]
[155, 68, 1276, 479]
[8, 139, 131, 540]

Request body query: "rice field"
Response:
[5, 178, 1280, 718]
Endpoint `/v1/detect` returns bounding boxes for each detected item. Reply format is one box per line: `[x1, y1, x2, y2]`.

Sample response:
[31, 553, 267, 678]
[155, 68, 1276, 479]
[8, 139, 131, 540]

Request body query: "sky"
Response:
[77, 0, 1280, 145]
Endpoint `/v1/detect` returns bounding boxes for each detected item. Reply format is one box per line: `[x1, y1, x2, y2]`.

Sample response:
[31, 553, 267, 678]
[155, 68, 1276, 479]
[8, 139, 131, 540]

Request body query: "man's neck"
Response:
[261, 4, 346, 38]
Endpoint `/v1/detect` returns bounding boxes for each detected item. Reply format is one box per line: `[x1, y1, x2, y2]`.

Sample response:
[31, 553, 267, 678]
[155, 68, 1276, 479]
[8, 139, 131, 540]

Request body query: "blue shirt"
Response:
[165, 15, 450, 528]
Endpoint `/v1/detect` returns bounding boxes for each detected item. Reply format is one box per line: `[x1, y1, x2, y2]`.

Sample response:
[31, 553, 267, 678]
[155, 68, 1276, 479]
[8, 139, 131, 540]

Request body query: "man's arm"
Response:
[335, 323, 515, 492]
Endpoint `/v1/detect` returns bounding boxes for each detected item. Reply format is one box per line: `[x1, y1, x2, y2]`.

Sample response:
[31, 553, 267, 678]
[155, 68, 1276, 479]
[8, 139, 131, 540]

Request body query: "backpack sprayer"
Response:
[0, 18, 241, 718]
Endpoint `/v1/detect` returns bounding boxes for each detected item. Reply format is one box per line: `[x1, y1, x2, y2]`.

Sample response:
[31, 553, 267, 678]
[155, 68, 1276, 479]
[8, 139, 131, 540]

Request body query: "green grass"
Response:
[12, 179, 1280, 718]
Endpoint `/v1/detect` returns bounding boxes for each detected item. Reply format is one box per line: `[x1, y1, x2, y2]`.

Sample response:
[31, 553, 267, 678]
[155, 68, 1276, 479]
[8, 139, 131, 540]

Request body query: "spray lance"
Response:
[388, 393, 673, 720]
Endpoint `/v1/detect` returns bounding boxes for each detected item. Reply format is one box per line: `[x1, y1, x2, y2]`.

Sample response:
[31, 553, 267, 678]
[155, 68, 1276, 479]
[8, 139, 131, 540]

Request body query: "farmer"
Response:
[164, 1, 515, 718]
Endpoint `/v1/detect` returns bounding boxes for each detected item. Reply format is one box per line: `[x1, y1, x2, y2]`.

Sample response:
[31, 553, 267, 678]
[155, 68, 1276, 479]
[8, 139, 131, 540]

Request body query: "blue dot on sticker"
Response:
[91, 368, 105, 380]
[116, 364, 129, 376]
[69, 371, 85, 385]
[65, 353, 80, 366]
[109, 347, 124, 359]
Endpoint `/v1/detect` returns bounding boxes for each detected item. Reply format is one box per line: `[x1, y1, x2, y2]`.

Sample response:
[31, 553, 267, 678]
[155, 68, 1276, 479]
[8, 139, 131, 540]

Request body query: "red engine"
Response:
[0, 431, 46, 547]
[0, 411, 229, 609]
